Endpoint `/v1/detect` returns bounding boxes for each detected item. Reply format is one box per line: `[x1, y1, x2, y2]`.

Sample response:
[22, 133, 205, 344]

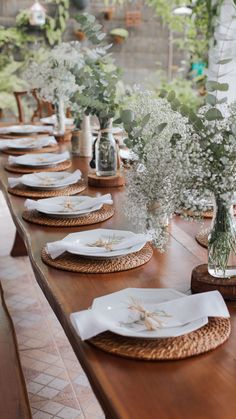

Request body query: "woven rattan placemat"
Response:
[41, 243, 153, 274]
[89, 317, 230, 361]
[23, 205, 114, 227]
[5, 160, 72, 174]
[2, 144, 59, 155]
[195, 229, 210, 248]
[8, 182, 86, 198]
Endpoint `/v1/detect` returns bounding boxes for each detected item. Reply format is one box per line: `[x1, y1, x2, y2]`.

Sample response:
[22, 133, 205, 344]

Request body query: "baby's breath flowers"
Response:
[123, 89, 236, 269]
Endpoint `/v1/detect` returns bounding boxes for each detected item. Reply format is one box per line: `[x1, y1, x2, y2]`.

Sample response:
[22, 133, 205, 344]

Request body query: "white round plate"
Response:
[21, 172, 80, 190]
[6, 136, 56, 150]
[62, 229, 147, 258]
[36, 196, 103, 217]
[11, 152, 69, 167]
[92, 288, 208, 339]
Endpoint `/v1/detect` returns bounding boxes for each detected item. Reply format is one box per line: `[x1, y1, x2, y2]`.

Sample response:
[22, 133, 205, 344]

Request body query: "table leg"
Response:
[10, 231, 27, 257]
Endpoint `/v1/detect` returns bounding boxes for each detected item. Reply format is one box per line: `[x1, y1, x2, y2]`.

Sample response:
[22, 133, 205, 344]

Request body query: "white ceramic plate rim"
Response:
[37, 196, 103, 216]
[22, 174, 78, 189]
[6, 137, 56, 150]
[62, 229, 146, 258]
[92, 288, 208, 338]
[12, 153, 68, 167]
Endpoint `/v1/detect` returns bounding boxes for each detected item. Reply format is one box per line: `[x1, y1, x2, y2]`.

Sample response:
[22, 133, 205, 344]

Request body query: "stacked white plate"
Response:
[25, 194, 113, 218]
[0, 136, 57, 151]
[8, 151, 70, 168]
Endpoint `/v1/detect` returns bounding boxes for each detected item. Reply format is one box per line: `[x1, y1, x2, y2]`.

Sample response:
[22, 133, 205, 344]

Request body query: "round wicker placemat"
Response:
[8, 182, 86, 198]
[22, 205, 114, 227]
[195, 229, 210, 248]
[5, 160, 72, 174]
[2, 144, 59, 155]
[89, 317, 230, 361]
[41, 243, 153, 274]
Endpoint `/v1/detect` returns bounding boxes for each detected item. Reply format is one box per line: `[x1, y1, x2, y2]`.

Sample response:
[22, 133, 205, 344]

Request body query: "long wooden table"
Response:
[1, 151, 236, 419]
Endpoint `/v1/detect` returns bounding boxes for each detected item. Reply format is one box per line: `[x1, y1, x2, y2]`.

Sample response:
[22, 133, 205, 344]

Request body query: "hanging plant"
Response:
[110, 28, 129, 44]
[16, 0, 70, 46]
[103, 0, 126, 20]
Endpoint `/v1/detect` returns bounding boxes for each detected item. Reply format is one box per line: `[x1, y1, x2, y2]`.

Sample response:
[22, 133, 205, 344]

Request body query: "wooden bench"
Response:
[0, 281, 32, 419]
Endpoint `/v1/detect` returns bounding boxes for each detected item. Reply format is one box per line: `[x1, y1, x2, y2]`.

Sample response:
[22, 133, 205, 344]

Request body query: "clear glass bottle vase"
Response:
[95, 129, 117, 177]
[208, 197, 236, 278]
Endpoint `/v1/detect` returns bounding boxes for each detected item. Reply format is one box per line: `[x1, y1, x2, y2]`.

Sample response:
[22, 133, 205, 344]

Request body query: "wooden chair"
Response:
[0, 281, 32, 418]
[14, 89, 54, 123]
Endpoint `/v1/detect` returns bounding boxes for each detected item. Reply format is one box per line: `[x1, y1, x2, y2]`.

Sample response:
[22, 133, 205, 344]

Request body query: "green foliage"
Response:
[71, 13, 122, 128]
[145, 0, 228, 62]
[152, 72, 204, 113]
[16, 0, 69, 46]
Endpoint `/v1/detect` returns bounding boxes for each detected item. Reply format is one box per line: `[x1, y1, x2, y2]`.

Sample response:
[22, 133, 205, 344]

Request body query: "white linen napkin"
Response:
[25, 194, 113, 213]
[70, 290, 230, 340]
[8, 150, 70, 166]
[0, 136, 57, 150]
[8, 169, 81, 189]
[47, 233, 149, 259]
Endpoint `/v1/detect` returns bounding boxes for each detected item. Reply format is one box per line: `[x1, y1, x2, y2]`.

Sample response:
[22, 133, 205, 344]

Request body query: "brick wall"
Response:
[0, 0, 182, 85]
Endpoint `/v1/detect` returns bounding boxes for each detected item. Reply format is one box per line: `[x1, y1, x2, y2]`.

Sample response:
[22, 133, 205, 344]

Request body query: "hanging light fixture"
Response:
[29, 0, 46, 26]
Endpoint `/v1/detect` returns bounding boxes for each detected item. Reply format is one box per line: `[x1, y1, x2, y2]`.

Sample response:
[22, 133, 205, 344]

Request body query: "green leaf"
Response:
[205, 94, 217, 105]
[141, 113, 151, 128]
[205, 108, 223, 121]
[217, 58, 232, 65]
[167, 91, 176, 102]
[206, 80, 229, 92]
[170, 98, 180, 111]
[120, 109, 134, 124]
[180, 105, 189, 117]
[217, 97, 227, 104]
[159, 89, 167, 98]
[155, 122, 167, 135]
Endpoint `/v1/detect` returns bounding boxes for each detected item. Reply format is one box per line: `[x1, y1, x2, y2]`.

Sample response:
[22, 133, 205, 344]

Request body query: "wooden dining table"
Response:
[1, 147, 236, 419]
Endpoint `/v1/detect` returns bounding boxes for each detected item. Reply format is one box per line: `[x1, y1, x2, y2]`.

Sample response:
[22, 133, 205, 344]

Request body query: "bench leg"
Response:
[10, 231, 27, 257]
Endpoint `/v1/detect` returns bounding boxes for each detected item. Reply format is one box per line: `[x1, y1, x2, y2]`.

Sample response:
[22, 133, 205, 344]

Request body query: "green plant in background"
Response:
[145, 0, 235, 63]
[16, 0, 69, 46]
[71, 13, 123, 128]
[74, 13, 106, 44]
[151, 71, 204, 112]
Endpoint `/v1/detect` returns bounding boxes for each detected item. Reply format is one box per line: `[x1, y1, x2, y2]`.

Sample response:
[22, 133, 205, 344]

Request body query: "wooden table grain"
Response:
[1, 151, 236, 419]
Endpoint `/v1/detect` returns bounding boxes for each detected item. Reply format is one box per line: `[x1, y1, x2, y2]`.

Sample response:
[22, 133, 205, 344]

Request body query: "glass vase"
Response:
[55, 98, 65, 135]
[208, 197, 236, 278]
[95, 128, 117, 177]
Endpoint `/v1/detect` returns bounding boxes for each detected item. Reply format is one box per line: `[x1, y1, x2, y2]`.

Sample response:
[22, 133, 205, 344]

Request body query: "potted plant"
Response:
[103, 0, 126, 20]
[110, 28, 129, 44]
[74, 28, 86, 41]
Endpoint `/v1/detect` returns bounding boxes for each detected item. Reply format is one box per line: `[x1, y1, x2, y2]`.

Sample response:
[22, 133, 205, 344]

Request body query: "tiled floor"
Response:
[0, 192, 104, 419]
